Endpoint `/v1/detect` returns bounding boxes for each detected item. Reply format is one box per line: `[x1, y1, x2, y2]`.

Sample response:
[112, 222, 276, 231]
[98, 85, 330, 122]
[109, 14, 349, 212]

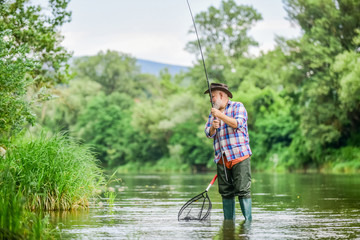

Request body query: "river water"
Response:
[51, 173, 360, 239]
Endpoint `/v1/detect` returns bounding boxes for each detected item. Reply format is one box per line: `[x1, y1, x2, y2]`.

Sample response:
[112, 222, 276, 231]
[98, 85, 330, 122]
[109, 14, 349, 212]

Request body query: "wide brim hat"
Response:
[204, 83, 233, 99]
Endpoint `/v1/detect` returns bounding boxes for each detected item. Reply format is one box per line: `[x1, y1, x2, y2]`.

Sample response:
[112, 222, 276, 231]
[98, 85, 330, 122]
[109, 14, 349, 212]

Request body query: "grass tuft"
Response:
[1, 131, 104, 211]
[1, 131, 105, 238]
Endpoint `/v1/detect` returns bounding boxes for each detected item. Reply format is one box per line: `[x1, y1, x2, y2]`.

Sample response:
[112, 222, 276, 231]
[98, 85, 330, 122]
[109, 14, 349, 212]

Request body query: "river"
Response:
[51, 173, 360, 239]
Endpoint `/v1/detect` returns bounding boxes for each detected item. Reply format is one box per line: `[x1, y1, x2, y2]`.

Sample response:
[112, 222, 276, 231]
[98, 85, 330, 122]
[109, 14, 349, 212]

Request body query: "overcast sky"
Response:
[57, 0, 301, 66]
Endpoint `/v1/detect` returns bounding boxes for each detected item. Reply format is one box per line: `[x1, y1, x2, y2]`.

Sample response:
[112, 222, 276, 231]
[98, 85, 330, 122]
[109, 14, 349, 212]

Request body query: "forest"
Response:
[2, 0, 360, 174]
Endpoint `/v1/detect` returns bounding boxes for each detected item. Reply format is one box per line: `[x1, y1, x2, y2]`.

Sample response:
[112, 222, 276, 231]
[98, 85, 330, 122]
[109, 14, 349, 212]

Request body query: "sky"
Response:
[55, 0, 302, 67]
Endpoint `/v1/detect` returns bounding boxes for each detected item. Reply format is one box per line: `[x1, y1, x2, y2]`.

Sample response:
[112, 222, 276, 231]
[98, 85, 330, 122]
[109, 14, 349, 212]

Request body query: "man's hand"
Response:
[210, 119, 220, 136]
[212, 119, 220, 129]
[211, 107, 238, 129]
[211, 108, 222, 118]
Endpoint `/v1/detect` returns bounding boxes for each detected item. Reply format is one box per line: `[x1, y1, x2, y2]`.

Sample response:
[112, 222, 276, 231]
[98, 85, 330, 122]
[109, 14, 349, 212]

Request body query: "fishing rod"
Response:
[186, 0, 228, 181]
[185, 0, 213, 107]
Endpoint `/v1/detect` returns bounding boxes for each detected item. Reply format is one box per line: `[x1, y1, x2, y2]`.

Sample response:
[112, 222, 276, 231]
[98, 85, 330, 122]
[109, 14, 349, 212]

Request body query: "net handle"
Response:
[205, 174, 218, 192]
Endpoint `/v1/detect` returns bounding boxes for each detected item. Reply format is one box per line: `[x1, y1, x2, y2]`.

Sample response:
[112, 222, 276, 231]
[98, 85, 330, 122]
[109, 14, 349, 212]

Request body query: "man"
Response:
[204, 83, 252, 221]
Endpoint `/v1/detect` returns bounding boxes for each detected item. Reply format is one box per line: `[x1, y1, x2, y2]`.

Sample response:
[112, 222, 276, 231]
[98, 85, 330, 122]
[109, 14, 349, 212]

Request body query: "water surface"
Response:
[52, 173, 360, 239]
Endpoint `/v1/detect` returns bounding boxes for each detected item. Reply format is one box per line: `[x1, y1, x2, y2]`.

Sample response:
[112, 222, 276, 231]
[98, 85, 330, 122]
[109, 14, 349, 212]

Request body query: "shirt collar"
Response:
[226, 100, 232, 107]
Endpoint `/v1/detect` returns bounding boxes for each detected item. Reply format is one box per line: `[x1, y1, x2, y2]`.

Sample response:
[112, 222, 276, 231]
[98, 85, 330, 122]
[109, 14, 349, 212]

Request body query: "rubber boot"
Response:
[222, 197, 235, 220]
[239, 197, 252, 221]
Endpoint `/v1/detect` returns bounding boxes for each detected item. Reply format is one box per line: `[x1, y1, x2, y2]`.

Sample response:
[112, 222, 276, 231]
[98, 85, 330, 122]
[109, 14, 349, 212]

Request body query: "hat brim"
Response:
[204, 88, 233, 99]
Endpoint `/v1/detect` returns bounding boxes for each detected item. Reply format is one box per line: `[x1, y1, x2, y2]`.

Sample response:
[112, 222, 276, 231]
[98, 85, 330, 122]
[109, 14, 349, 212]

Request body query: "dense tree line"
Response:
[1, 0, 359, 172]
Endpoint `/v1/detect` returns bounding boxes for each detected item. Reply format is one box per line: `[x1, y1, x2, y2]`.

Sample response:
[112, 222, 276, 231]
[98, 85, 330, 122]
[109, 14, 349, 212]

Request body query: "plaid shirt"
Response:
[205, 100, 252, 163]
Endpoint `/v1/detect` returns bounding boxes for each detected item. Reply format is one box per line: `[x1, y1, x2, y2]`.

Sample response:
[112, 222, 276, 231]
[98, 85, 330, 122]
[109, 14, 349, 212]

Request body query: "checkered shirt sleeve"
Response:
[205, 100, 252, 163]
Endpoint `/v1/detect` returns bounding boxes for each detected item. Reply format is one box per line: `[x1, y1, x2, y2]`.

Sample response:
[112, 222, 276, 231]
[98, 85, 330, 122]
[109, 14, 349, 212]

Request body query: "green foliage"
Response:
[34, 0, 360, 173]
[243, 88, 298, 170]
[132, 91, 210, 166]
[38, 79, 102, 132]
[74, 92, 136, 167]
[0, 30, 36, 139]
[72, 51, 140, 95]
[269, 0, 360, 165]
[332, 30, 360, 116]
[169, 121, 213, 166]
[2, 131, 104, 210]
[0, 0, 71, 141]
[38, 51, 169, 168]
[185, 0, 262, 89]
[186, 0, 262, 59]
[284, 0, 360, 50]
[0, 1, 105, 238]
[325, 146, 360, 173]
[0, 131, 103, 238]
[0, 0, 72, 87]
[0, 176, 54, 239]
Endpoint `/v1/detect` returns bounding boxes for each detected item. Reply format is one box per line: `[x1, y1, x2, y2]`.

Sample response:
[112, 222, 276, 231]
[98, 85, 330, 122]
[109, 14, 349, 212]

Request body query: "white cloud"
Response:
[62, 31, 194, 66]
[58, 0, 302, 66]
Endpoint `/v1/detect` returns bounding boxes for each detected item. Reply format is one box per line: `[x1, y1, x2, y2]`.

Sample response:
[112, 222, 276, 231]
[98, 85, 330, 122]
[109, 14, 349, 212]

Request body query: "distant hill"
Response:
[136, 59, 189, 76]
[69, 56, 189, 76]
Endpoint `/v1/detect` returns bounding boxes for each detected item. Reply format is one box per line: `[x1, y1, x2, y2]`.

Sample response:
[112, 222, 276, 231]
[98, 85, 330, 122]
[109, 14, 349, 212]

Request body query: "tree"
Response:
[0, 0, 72, 140]
[280, 0, 360, 164]
[185, 0, 262, 95]
[284, 0, 360, 51]
[186, 0, 262, 59]
[73, 92, 163, 167]
[38, 78, 102, 133]
[0, 0, 72, 87]
[332, 30, 360, 137]
[74, 92, 134, 166]
[72, 51, 140, 96]
[0, 30, 35, 139]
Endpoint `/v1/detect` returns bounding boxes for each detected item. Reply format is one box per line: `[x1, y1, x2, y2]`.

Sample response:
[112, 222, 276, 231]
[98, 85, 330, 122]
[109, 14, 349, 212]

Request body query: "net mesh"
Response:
[178, 191, 212, 221]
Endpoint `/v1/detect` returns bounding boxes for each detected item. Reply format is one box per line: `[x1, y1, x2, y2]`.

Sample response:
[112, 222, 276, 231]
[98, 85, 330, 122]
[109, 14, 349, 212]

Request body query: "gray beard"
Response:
[213, 99, 222, 110]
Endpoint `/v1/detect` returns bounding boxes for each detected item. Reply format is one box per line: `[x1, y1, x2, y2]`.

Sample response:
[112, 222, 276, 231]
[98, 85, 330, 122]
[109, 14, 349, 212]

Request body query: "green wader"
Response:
[217, 157, 252, 221]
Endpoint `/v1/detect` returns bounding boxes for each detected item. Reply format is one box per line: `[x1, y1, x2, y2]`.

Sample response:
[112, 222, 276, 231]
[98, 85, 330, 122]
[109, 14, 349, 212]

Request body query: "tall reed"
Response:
[0, 164, 53, 239]
[1, 131, 104, 211]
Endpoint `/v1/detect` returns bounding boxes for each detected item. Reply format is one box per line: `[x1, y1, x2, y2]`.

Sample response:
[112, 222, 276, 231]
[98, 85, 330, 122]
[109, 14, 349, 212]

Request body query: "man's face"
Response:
[211, 91, 222, 109]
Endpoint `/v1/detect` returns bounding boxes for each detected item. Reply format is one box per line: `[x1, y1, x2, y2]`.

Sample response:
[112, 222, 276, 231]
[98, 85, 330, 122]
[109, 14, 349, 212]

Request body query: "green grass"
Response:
[3, 131, 104, 210]
[0, 166, 54, 239]
[321, 146, 360, 173]
[0, 131, 105, 239]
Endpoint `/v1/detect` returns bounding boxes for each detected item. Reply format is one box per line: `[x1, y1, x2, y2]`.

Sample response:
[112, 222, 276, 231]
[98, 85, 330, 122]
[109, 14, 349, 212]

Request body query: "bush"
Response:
[328, 146, 360, 173]
[1, 131, 104, 211]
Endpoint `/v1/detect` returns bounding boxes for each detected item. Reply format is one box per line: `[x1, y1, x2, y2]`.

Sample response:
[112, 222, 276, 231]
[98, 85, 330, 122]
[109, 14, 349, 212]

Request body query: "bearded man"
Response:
[204, 83, 252, 221]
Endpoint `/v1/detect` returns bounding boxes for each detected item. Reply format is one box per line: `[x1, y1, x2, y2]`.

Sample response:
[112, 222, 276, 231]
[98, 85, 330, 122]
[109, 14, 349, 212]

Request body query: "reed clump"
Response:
[1, 131, 105, 238]
[1, 132, 104, 211]
[0, 179, 53, 239]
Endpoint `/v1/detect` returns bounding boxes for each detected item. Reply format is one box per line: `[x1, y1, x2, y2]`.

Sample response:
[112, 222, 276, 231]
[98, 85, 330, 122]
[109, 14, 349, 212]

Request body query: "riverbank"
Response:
[0, 132, 105, 239]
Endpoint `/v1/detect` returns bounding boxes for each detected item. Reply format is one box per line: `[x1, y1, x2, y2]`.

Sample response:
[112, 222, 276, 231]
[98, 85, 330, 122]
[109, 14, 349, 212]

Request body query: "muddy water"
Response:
[51, 173, 360, 239]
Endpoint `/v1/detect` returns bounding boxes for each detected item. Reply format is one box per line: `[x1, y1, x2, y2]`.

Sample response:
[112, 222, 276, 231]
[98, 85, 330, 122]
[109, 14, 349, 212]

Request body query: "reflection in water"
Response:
[220, 220, 236, 240]
[214, 220, 252, 240]
[50, 173, 360, 239]
[238, 220, 252, 239]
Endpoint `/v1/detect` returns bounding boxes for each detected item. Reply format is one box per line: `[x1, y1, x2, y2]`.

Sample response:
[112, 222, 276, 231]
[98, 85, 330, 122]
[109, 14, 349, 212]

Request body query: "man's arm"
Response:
[211, 108, 238, 128]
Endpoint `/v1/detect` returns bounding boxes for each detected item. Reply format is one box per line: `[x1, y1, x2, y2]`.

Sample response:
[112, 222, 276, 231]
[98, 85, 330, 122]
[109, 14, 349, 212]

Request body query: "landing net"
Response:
[178, 191, 212, 221]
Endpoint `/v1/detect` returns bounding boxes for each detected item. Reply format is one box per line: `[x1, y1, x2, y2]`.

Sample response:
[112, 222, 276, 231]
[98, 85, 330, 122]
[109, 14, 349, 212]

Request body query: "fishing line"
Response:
[186, 0, 212, 106]
[186, 0, 228, 182]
